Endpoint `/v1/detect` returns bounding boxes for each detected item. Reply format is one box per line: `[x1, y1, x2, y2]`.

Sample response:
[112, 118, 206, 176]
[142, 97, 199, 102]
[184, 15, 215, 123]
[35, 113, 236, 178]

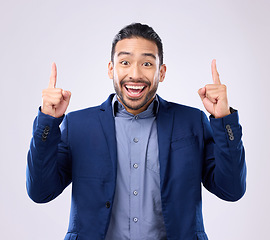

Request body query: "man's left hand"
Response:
[198, 59, 230, 118]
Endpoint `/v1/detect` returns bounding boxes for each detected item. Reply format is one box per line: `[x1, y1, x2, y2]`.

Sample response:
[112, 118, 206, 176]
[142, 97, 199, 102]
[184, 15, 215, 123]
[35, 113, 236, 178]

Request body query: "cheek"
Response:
[151, 70, 160, 83]
[113, 70, 121, 82]
[114, 68, 126, 81]
[113, 71, 124, 89]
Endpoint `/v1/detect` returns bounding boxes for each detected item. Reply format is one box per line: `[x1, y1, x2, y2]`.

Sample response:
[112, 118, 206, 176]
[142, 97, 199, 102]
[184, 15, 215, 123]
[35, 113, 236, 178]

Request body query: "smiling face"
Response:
[108, 37, 166, 115]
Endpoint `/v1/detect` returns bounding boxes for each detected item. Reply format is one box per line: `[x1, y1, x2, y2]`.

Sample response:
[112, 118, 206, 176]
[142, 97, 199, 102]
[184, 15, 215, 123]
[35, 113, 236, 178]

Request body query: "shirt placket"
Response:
[130, 116, 142, 238]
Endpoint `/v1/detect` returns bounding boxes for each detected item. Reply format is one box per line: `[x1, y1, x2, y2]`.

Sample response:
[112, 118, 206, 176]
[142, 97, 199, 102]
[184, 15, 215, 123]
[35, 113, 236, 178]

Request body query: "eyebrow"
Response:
[117, 51, 131, 57]
[117, 51, 156, 60]
[142, 53, 156, 60]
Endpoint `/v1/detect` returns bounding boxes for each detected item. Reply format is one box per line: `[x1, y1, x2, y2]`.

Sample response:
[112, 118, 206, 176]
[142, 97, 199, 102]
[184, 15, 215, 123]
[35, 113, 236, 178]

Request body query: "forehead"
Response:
[114, 37, 158, 57]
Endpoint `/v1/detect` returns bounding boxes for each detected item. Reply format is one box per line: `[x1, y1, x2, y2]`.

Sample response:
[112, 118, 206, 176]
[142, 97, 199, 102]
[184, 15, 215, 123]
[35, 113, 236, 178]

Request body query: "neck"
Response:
[117, 96, 155, 115]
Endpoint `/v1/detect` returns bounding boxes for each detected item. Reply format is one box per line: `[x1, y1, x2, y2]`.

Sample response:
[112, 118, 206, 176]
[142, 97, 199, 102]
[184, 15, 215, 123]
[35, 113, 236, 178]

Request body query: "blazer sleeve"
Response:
[26, 109, 72, 203]
[201, 110, 247, 201]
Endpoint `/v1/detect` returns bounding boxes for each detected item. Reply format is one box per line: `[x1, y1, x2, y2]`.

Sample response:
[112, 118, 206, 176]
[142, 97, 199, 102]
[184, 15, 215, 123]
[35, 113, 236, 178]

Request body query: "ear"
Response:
[159, 64, 167, 82]
[108, 61, 114, 79]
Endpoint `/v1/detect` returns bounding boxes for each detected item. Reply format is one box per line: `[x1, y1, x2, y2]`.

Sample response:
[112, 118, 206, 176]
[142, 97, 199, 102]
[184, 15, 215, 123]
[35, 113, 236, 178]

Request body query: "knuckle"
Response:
[42, 89, 48, 95]
[56, 88, 63, 93]
[221, 84, 227, 91]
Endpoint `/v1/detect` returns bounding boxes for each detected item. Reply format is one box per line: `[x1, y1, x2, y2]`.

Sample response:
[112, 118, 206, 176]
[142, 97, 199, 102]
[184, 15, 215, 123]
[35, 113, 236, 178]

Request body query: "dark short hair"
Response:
[111, 23, 164, 66]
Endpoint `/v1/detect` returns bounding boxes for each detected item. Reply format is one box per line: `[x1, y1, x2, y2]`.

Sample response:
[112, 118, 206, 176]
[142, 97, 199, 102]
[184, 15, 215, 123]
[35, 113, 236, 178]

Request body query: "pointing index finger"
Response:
[211, 59, 221, 85]
[49, 62, 57, 88]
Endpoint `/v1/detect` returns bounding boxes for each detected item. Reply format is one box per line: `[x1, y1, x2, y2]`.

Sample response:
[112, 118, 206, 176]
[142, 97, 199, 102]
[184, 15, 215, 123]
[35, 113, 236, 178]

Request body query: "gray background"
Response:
[1, 0, 269, 239]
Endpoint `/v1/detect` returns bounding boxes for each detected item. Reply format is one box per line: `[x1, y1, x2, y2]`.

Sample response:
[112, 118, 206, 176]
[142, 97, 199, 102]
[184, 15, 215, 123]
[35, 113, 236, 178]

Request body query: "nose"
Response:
[129, 64, 143, 80]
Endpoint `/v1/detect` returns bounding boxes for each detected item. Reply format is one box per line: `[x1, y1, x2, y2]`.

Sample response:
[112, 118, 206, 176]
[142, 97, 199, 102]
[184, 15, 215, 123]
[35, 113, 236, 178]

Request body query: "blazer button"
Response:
[42, 134, 47, 142]
[105, 201, 111, 208]
[42, 126, 50, 141]
[43, 131, 49, 136]
[225, 124, 231, 130]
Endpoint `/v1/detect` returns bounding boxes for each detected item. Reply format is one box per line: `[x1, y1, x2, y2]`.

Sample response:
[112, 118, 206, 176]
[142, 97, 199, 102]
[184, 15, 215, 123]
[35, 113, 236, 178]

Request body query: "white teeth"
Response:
[126, 85, 144, 90]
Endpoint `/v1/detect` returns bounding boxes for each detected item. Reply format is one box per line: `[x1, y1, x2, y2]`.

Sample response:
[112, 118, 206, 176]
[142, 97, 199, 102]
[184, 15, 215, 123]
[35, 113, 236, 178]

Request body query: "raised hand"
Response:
[198, 59, 230, 118]
[41, 63, 71, 118]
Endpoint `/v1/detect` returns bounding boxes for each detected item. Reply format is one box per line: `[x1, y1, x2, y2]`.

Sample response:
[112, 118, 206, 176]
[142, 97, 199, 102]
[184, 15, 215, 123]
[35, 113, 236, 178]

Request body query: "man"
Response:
[27, 23, 246, 240]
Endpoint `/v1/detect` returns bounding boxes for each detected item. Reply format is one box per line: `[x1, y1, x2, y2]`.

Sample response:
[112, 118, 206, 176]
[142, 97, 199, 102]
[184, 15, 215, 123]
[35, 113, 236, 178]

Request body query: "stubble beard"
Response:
[113, 79, 158, 111]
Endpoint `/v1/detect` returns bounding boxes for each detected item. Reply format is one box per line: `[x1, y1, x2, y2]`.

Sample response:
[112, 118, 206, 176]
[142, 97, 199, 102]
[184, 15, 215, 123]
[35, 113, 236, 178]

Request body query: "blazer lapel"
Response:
[98, 94, 117, 182]
[156, 95, 174, 190]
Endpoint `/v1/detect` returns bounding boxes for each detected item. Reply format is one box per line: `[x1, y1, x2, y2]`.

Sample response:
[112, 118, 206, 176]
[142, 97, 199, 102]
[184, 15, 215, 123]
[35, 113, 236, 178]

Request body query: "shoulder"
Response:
[67, 105, 100, 118]
[157, 97, 209, 139]
[169, 102, 205, 127]
[169, 101, 201, 113]
[64, 105, 101, 124]
[66, 94, 114, 120]
[158, 95, 203, 118]
[157, 96, 210, 132]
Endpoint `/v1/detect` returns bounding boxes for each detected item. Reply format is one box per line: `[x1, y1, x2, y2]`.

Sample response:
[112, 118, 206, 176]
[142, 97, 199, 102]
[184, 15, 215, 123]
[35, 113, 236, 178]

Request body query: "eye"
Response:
[143, 62, 152, 67]
[120, 60, 129, 65]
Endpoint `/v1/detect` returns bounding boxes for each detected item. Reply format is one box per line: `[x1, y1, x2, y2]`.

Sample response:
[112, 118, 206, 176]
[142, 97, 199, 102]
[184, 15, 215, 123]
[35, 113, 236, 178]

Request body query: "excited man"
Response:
[27, 23, 246, 240]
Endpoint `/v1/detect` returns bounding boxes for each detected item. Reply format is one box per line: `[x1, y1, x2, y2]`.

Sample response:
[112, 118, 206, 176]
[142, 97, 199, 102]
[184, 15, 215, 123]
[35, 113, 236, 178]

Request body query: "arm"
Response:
[201, 110, 246, 201]
[198, 60, 246, 201]
[26, 63, 72, 203]
[26, 111, 72, 203]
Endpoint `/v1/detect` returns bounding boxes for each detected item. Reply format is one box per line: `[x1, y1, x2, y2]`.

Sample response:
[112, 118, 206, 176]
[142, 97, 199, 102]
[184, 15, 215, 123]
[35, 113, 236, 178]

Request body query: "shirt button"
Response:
[105, 201, 111, 208]
[133, 190, 138, 196]
[133, 217, 138, 223]
[133, 163, 138, 169]
[133, 138, 139, 143]
[135, 116, 139, 120]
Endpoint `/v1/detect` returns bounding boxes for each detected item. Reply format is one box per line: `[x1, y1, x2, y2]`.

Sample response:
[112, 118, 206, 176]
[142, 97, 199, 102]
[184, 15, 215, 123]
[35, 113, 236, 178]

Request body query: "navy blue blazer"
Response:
[27, 94, 246, 240]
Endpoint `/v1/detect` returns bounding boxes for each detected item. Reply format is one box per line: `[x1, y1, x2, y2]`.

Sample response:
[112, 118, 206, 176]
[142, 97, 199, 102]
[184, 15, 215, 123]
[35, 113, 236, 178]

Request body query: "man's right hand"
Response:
[41, 63, 71, 118]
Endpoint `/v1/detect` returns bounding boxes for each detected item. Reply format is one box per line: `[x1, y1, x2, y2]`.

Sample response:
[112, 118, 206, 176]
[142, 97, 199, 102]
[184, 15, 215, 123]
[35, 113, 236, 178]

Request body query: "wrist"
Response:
[211, 107, 236, 119]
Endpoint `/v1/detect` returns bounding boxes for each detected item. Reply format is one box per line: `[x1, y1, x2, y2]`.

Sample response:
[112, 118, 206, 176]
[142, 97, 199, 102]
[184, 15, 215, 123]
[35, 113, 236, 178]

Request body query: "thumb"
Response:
[198, 87, 206, 101]
[62, 90, 71, 103]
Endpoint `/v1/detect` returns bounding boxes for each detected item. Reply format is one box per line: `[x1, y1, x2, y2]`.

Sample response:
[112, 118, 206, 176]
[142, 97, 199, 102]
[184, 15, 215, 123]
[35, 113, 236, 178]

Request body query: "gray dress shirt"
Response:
[105, 95, 167, 240]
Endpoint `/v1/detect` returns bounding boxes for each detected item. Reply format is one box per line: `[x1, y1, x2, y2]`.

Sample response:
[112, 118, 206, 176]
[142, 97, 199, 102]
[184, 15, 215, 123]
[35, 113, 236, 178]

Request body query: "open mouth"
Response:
[124, 84, 147, 98]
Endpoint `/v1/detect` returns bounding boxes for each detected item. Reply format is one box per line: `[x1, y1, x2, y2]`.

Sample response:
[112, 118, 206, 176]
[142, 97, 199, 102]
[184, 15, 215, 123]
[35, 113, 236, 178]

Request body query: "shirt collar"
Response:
[112, 94, 159, 118]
